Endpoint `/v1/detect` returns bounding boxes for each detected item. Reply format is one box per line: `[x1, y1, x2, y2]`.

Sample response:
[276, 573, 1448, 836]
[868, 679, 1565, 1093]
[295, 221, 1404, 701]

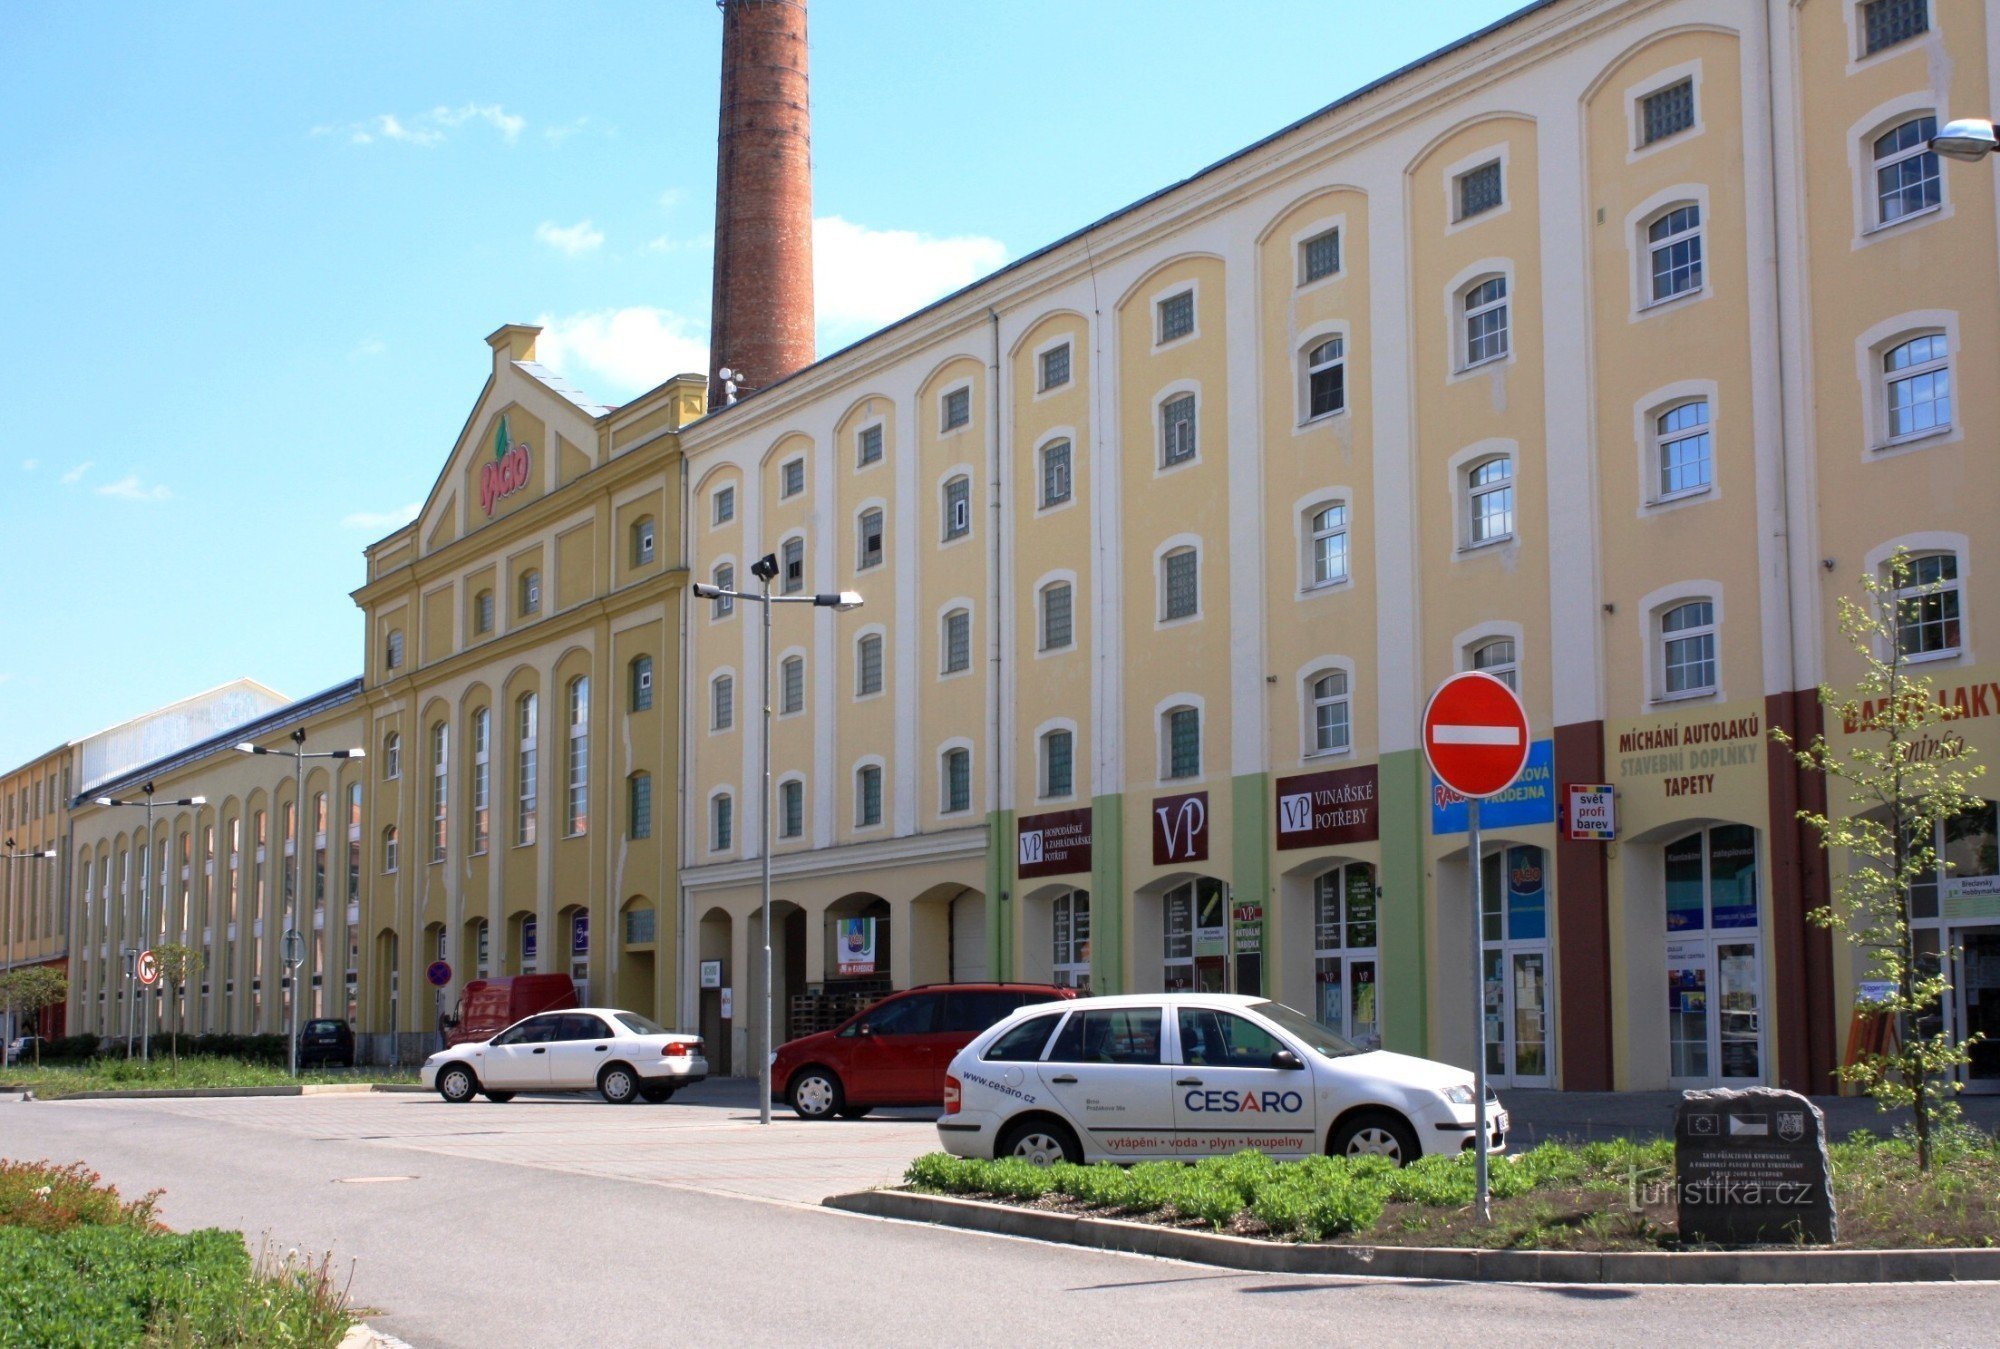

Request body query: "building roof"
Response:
[74, 677, 365, 807]
[515, 360, 615, 419]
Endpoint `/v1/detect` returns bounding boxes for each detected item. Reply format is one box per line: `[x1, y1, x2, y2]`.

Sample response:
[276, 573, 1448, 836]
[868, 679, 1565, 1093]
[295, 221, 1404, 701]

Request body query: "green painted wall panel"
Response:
[1231, 772, 1271, 994]
[1378, 749, 1429, 1055]
[987, 809, 1014, 980]
[1089, 793, 1123, 993]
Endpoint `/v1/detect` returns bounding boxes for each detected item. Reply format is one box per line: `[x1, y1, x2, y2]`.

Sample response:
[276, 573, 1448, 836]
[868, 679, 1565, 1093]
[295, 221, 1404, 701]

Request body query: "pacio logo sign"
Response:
[480, 415, 534, 517]
[1183, 1088, 1304, 1114]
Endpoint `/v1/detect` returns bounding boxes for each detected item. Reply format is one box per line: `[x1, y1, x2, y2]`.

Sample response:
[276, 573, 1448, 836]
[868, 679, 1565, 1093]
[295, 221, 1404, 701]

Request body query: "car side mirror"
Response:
[1271, 1049, 1305, 1071]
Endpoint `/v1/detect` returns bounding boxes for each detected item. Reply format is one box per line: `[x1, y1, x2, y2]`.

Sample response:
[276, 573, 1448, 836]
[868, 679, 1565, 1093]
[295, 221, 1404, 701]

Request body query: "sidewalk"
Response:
[1502, 1088, 2000, 1145]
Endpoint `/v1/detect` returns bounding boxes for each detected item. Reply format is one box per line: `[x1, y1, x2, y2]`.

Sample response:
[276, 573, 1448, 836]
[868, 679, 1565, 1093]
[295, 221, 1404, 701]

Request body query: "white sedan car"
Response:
[937, 993, 1503, 1165]
[424, 1007, 708, 1105]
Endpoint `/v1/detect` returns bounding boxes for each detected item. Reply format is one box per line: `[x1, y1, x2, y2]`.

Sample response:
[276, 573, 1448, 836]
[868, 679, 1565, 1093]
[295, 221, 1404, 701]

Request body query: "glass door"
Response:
[1313, 864, 1381, 1050]
[1479, 846, 1552, 1086]
[1664, 825, 1764, 1087]
[1953, 928, 2000, 1093]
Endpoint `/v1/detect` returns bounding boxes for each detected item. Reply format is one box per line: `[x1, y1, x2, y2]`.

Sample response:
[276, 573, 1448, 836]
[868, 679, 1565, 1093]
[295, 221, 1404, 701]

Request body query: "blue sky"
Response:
[0, 0, 1525, 772]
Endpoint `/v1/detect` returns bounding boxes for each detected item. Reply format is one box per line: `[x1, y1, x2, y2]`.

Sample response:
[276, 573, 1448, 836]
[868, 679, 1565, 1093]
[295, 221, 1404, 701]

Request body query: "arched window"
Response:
[858, 507, 885, 568]
[711, 673, 734, 731]
[1162, 706, 1201, 780]
[1645, 204, 1703, 303]
[628, 772, 652, 841]
[381, 825, 399, 874]
[566, 676, 589, 835]
[1040, 440, 1072, 507]
[1883, 333, 1951, 442]
[474, 589, 495, 635]
[384, 630, 404, 671]
[942, 609, 971, 674]
[711, 563, 736, 618]
[942, 476, 971, 541]
[1305, 503, 1348, 588]
[1462, 275, 1508, 367]
[631, 655, 654, 713]
[711, 793, 734, 852]
[1160, 393, 1197, 466]
[516, 693, 538, 846]
[856, 633, 884, 697]
[1466, 456, 1514, 545]
[780, 654, 805, 714]
[631, 516, 656, 567]
[429, 722, 448, 863]
[779, 779, 804, 839]
[1660, 600, 1718, 697]
[1469, 638, 1518, 690]
[1304, 336, 1346, 419]
[941, 748, 972, 814]
[1654, 400, 1712, 499]
[781, 537, 805, 594]
[1041, 728, 1074, 798]
[1040, 582, 1073, 650]
[1874, 115, 1940, 227]
[1893, 551, 1962, 658]
[1308, 670, 1351, 755]
[1161, 546, 1198, 621]
[855, 764, 883, 828]
[470, 707, 491, 856]
[518, 570, 541, 617]
[382, 732, 401, 780]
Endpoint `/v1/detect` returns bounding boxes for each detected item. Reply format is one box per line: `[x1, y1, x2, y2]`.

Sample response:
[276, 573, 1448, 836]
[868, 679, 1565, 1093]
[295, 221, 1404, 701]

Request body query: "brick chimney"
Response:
[709, 0, 815, 411]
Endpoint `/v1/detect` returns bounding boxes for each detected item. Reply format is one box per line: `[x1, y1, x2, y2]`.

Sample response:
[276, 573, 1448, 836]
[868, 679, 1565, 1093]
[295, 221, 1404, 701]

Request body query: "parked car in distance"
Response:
[424, 1008, 707, 1104]
[773, 983, 1077, 1121]
[938, 993, 1505, 1167]
[443, 973, 579, 1047]
[297, 1018, 355, 1068]
[4, 1036, 48, 1067]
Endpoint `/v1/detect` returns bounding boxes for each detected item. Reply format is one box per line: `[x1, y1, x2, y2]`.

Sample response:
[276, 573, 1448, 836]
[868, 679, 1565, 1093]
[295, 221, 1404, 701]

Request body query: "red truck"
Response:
[443, 974, 580, 1047]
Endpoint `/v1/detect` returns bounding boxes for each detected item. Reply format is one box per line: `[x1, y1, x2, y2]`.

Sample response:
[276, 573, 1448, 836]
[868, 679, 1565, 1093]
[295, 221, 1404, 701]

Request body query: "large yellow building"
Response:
[43, 0, 2000, 1096]
[679, 0, 2000, 1095]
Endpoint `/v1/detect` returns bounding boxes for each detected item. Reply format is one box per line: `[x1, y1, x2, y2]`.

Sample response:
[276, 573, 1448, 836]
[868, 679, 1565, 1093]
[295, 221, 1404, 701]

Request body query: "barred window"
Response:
[474, 590, 494, 634]
[943, 477, 971, 541]
[943, 609, 971, 674]
[857, 633, 884, 696]
[1457, 161, 1502, 219]
[857, 424, 883, 466]
[1161, 393, 1197, 466]
[1041, 582, 1073, 650]
[566, 676, 589, 835]
[943, 748, 972, 814]
[712, 794, 733, 851]
[1043, 730, 1074, 798]
[630, 655, 654, 712]
[713, 485, 735, 524]
[1162, 547, 1198, 621]
[781, 537, 804, 594]
[1641, 79, 1695, 145]
[858, 507, 885, 569]
[856, 766, 883, 828]
[1165, 707, 1201, 780]
[1863, 0, 1928, 56]
[780, 654, 804, 714]
[712, 563, 735, 618]
[942, 387, 970, 431]
[1300, 228, 1340, 283]
[516, 692, 538, 846]
[711, 673, 734, 731]
[780, 458, 805, 498]
[628, 772, 652, 841]
[1158, 290, 1194, 343]
[779, 780, 804, 839]
[631, 517, 655, 567]
[1041, 440, 1072, 507]
[1040, 343, 1071, 391]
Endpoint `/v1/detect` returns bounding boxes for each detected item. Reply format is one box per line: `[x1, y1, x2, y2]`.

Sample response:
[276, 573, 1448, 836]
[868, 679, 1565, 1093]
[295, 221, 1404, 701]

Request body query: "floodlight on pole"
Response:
[1932, 117, 2000, 162]
[92, 785, 204, 1061]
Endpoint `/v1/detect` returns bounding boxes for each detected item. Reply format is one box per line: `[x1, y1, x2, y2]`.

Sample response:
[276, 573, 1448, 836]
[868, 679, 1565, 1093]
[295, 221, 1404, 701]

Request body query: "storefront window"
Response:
[1663, 825, 1762, 1084]
[1479, 846, 1551, 1082]
[1311, 863, 1379, 1050]
[1161, 877, 1228, 992]
[1052, 890, 1090, 992]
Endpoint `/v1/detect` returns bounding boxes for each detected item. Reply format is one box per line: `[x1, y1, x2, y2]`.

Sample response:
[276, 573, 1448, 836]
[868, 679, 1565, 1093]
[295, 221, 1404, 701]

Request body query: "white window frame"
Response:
[1460, 451, 1515, 550]
[1623, 60, 1705, 161]
[1299, 329, 1347, 425]
[1641, 201, 1705, 308]
[854, 626, 887, 700]
[1456, 620, 1526, 694]
[1157, 695, 1205, 783]
[1846, 0, 1937, 68]
[938, 741, 975, 817]
[1460, 274, 1510, 370]
[1153, 282, 1199, 348]
[470, 705, 491, 856]
[1634, 380, 1720, 512]
[1302, 661, 1354, 759]
[1640, 582, 1725, 705]
[1856, 312, 1960, 458]
[1864, 532, 1972, 667]
[383, 731, 401, 780]
[565, 675, 589, 836]
[1156, 535, 1202, 626]
[940, 382, 973, 434]
[855, 501, 886, 571]
[779, 455, 806, 499]
[1035, 716, 1080, 800]
[1849, 94, 1951, 246]
[1037, 433, 1076, 512]
[1443, 143, 1510, 231]
[515, 691, 538, 847]
[853, 758, 886, 831]
[1295, 219, 1344, 288]
[1300, 495, 1351, 592]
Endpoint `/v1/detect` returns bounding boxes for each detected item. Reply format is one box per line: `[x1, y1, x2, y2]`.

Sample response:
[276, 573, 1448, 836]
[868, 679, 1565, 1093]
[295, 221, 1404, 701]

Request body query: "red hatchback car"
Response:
[774, 983, 1076, 1119]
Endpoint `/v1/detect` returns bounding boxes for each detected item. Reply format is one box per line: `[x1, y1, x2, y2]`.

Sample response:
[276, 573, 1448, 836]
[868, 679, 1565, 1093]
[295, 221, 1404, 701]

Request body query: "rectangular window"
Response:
[781, 537, 804, 594]
[517, 698, 538, 847]
[1895, 553, 1962, 657]
[781, 655, 804, 714]
[944, 750, 971, 814]
[712, 795, 733, 851]
[943, 478, 970, 540]
[475, 590, 494, 634]
[1641, 79, 1695, 145]
[1158, 290, 1194, 343]
[1300, 228, 1340, 283]
[1310, 503, 1349, 587]
[1040, 343, 1071, 390]
[712, 565, 735, 618]
[1042, 583, 1073, 650]
[1167, 708, 1201, 779]
[1457, 160, 1503, 219]
[857, 424, 883, 466]
[857, 766, 882, 827]
[1875, 117, 1941, 226]
[1468, 458, 1514, 545]
[1163, 549, 1198, 620]
[780, 458, 805, 498]
[1161, 394, 1196, 466]
[1863, 0, 1928, 55]
[1040, 441, 1072, 507]
[858, 508, 885, 569]
[944, 610, 971, 674]
[1044, 730, 1073, 798]
[714, 486, 735, 524]
[1464, 276, 1509, 366]
[1662, 602, 1717, 696]
[780, 781, 803, 838]
[628, 775, 651, 840]
[567, 679, 589, 836]
[712, 676, 734, 731]
[632, 656, 654, 712]
[942, 387, 970, 431]
[858, 635, 883, 696]
[633, 520, 655, 566]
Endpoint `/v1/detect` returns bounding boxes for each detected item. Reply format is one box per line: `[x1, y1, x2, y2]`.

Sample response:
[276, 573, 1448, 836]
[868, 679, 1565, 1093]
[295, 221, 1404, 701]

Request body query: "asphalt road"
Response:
[6, 1091, 1999, 1347]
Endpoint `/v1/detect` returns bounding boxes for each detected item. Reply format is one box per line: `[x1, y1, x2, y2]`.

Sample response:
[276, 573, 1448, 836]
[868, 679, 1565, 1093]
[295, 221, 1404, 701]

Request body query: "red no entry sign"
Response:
[1422, 672, 1531, 799]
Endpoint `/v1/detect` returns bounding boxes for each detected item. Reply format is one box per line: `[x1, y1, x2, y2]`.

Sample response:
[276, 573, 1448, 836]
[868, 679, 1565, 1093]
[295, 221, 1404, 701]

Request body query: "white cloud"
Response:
[544, 116, 590, 145]
[314, 102, 525, 148]
[536, 220, 606, 257]
[95, 474, 171, 502]
[342, 502, 421, 532]
[59, 461, 93, 485]
[350, 337, 387, 360]
[532, 307, 709, 403]
[657, 188, 684, 213]
[21, 459, 37, 472]
[813, 216, 1009, 344]
[644, 232, 709, 255]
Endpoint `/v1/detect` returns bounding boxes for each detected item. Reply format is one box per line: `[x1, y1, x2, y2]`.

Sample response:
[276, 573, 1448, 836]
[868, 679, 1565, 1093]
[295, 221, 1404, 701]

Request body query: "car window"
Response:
[942, 990, 1025, 1032]
[1047, 1008, 1163, 1065]
[615, 1012, 665, 1036]
[984, 1013, 1063, 1062]
[859, 993, 940, 1036]
[562, 1014, 612, 1041]
[491, 1017, 549, 1047]
[1178, 1008, 1287, 1067]
[1245, 999, 1360, 1059]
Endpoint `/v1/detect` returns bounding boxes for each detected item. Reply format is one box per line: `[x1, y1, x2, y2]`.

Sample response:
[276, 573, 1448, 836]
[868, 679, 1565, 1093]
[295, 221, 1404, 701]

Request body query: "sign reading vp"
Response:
[480, 415, 534, 517]
[1152, 791, 1209, 865]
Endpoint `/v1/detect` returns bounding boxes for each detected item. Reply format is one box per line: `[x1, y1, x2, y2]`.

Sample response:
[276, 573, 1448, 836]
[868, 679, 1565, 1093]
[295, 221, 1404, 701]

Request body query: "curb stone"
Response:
[823, 1189, 2000, 1285]
[339, 1323, 415, 1349]
[17, 1083, 424, 1101]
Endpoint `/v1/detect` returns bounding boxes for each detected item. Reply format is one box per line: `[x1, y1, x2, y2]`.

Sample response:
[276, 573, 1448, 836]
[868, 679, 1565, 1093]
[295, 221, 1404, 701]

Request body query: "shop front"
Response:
[1275, 764, 1382, 1049]
[1017, 808, 1093, 992]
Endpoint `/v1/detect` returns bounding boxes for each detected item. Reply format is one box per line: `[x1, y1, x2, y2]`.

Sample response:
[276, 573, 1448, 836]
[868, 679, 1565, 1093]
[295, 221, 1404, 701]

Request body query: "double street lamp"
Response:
[2, 838, 59, 1041]
[692, 554, 862, 1125]
[236, 728, 366, 1077]
[93, 784, 206, 1061]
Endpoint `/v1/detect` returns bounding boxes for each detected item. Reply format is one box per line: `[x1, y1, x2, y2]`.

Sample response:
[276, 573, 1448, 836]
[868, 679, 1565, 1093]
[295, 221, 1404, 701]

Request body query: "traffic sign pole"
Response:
[1469, 798, 1490, 1225]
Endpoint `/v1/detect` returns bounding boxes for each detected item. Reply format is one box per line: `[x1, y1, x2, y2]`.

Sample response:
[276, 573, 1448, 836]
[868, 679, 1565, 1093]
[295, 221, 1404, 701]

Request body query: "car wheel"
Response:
[789, 1068, 843, 1120]
[997, 1117, 1081, 1165]
[1330, 1110, 1420, 1166]
[437, 1064, 477, 1104]
[837, 1105, 872, 1120]
[599, 1064, 641, 1104]
[483, 1091, 516, 1103]
[639, 1083, 676, 1104]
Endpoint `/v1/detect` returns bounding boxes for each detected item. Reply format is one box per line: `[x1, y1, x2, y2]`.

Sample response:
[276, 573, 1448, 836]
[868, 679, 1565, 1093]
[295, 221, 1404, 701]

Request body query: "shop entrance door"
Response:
[1479, 846, 1552, 1087]
[1951, 927, 2000, 1094]
[1664, 825, 1764, 1087]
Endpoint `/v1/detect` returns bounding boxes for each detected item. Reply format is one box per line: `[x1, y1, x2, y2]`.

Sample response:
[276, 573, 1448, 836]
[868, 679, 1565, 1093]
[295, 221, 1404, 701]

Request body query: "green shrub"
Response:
[904, 1153, 984, 1193]
[0, 1160, 159, 1234]
[1049, 1162, 1143, 1209]
[0, 1224, 249, 1347]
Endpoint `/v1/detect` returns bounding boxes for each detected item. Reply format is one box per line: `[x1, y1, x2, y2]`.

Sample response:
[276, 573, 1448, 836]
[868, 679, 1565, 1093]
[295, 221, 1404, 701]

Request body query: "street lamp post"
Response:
[693, 556, 863, 1125]
[1931, 117, 2000, 162]
[94, 785, 205, 1062]
[2, 839, 59, 1044]
[236, 729, 365, 1077]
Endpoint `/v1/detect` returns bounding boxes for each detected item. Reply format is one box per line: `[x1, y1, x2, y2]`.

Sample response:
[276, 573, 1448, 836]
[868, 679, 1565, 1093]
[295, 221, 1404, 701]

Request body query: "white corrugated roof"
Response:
[515, 361, 614, 418]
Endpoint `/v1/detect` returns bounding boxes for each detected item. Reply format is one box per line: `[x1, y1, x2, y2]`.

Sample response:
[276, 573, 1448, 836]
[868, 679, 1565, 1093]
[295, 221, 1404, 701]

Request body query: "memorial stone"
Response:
[1675, 1087, 1836, 1244]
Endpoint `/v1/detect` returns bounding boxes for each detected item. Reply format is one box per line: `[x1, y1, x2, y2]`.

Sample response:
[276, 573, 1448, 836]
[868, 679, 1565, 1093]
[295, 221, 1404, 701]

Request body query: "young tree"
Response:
[0, 967, 70, 1068]
[151, 942, 204, 1070]
[1775, 548, 1987, 1170]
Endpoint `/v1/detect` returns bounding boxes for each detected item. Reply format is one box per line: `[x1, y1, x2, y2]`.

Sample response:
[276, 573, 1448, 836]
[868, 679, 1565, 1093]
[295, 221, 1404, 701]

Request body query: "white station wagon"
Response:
[424, 1007, 708, 1105]
[937, 993, 1504, 1165]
